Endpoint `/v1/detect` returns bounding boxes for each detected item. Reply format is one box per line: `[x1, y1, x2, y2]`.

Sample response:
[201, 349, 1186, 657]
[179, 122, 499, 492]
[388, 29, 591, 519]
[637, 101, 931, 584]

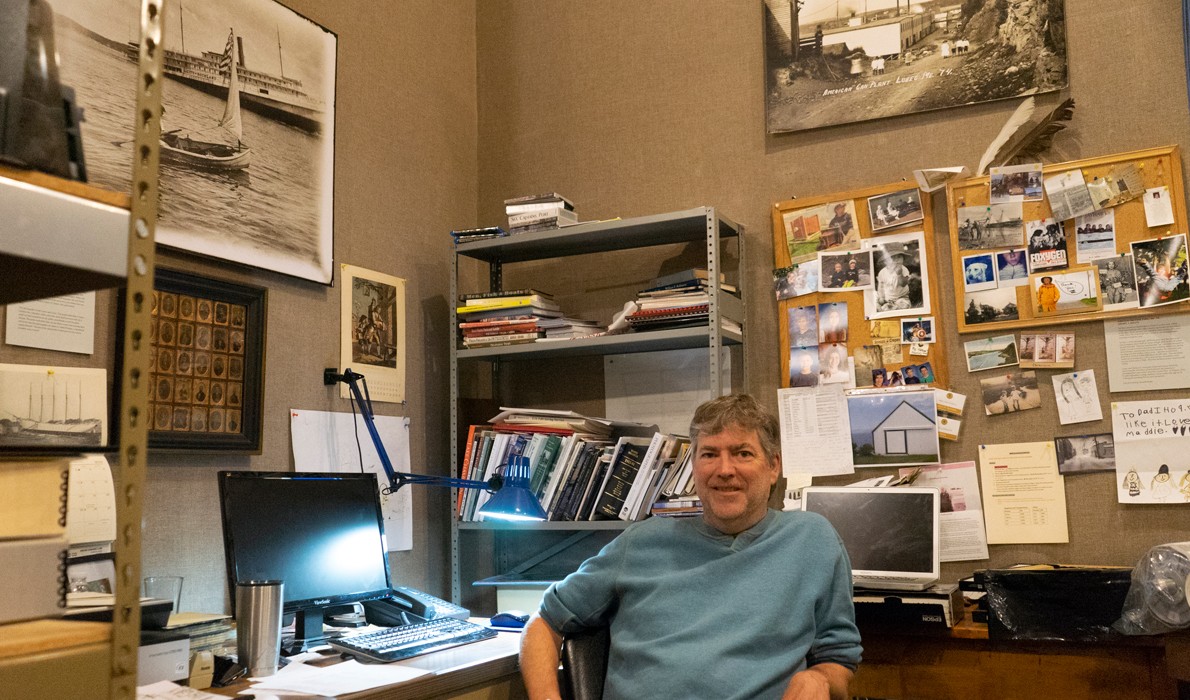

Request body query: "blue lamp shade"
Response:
[477, 456, 547, 521]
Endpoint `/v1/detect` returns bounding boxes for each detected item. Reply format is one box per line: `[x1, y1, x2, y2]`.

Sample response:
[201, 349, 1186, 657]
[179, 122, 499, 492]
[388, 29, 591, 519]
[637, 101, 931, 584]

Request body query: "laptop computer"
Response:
[800, 486, 941, 591]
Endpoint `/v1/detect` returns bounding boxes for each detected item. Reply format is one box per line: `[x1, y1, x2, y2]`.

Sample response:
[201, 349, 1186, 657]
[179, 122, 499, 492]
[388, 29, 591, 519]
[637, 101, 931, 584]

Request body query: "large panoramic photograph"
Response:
[764, 0, 1068, 133]
[51, 0, 336, 283]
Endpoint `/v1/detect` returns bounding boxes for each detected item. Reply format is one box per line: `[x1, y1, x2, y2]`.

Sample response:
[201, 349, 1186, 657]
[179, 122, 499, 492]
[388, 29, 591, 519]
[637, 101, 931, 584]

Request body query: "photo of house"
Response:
[847, 388, 941, 467]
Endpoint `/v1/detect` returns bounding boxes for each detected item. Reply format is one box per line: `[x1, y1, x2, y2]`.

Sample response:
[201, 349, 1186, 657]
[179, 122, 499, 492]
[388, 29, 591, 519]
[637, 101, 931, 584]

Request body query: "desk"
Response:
[851, 618, 1186, 700]
[212, 628, 526, 700]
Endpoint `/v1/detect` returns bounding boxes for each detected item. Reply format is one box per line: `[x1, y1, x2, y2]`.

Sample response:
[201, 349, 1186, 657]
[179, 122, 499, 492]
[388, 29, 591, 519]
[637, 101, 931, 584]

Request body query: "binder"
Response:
[0, 459, 69, 540]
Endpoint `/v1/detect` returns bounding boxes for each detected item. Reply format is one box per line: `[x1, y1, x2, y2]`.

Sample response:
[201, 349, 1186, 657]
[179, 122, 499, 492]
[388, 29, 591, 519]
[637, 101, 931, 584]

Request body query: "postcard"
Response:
[980, 370, 1041, 416]
[964, 334, 1019, 373]
[989, 163, 1043, 204]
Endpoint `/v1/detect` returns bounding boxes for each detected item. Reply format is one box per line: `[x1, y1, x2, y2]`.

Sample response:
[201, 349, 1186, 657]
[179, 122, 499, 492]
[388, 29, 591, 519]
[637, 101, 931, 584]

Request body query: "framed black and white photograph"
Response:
[0, 364, 108, 450]
[867, 188, 923, 232]
[148, 269, 267, 452]
[1131, 234, 1190, 308]
[53, 0, 337, 284]
[863, 230, 931, 319]
[763, 1, 1068, 133]
[957, 202, 1024, 251]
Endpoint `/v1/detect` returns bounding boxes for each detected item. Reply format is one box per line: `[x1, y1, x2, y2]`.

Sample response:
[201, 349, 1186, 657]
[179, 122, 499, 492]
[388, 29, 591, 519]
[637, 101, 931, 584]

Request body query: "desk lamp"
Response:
[323, 368, 547, 521]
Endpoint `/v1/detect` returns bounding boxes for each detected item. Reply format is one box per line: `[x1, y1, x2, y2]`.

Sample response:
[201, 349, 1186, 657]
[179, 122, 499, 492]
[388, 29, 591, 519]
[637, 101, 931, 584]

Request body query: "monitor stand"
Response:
[282, 608, 348, 655]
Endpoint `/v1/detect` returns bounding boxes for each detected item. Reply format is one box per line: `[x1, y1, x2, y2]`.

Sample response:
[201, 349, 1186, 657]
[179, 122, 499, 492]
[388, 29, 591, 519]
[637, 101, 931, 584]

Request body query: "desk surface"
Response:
[211, 626, 524, 700]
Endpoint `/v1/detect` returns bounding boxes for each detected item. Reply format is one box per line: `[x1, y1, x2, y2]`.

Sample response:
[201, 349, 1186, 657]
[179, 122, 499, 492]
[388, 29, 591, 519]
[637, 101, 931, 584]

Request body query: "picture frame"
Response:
[867, 188, 923, 232]
[146, 268, 267, 453]
[52, 0, 338, 284]
[338, 264, 408, 404]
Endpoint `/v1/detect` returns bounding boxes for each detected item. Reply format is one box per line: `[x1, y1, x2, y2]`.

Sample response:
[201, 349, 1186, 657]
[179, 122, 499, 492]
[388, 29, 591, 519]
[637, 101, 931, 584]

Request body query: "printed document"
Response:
[1103, 316, 1190, 392]
[978, 442, 1069, 544]
[777, 384, 854, 478]
[899, 461, 989, 562]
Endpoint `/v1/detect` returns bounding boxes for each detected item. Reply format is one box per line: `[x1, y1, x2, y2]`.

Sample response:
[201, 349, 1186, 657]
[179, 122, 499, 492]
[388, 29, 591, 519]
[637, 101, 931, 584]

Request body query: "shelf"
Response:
[457, 325, 743, 360]
[0, 165, 131, 305]
[458, 520, 633, 531]
[455, 207, 740, 263]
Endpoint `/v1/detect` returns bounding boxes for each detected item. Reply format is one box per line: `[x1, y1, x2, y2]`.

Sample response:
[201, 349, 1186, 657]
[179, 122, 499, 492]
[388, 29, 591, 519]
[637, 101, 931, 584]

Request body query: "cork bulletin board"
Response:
[771, 181, 950, 390]
[946, 145, 1190, 334]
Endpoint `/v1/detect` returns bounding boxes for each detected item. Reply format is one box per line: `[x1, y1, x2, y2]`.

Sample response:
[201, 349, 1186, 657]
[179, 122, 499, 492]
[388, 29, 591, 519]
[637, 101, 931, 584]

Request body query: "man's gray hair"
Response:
[689, 394, 780, 462]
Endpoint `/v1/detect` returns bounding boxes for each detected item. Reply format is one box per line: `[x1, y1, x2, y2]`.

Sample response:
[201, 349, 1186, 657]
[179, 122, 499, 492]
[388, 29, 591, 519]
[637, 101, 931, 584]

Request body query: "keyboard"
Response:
[328, 617, 498, 663]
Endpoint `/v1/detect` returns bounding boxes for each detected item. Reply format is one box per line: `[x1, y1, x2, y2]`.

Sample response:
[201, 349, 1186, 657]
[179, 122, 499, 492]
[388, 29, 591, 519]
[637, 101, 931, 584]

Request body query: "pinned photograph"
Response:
[1086, 163, 1145, 209]
[774, 261, 819, 300]
[1074, 209, 1117, 264]
[817, 302, 849, 344]
[962, 253, 997, 292]
[885, 368, 905, 387]
[1031, 267, 1102, 317]
[980, 370, 1041, 415]
[1143, 187, 1176, 228]
[1131, 234, 1190, 308]
[1019, 332, 1074, 369]
[852, 345, 883, 389]
[1053, 370, 1103, 425]
[964, 334, 1019, 373]
[0, 364, 108, 447]
[989, 163, 1043, 204]
[963, 287, 1020, 326]
[788, 305, 820, 347]
[957, 203, 1025, 251]
[782, 200, 860, 262]
[871, 368, 888, 388]
[818, 250, 874, 291]
[1095, 254, 1139, 311]
[846, 388, 940, 468]
[1026, 218, 1068, 272]
[995, 248, 1030, 287]
[916, 362, 936, 384]
[819, 344, 850, 384]
[1055, 434, 1115, 475]
[900, 364, 925, 385]
[1043, 169, 1097, 222]
[864, 231, 930, 319]
[774, 265, 799, 301]
[867, 188, 923, 232]
[900, 317, 935, 343]
[789, 346, 821, 388]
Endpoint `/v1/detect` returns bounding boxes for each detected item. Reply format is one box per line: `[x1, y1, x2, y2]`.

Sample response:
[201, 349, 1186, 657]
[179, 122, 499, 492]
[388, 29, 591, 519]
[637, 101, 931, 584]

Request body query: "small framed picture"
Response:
[1030, 267, 1103, 317]
[867, 187, 923, 233]
[995, 248, 1030, 287]
[900, 317, 935, 343]
[964, 334, 1019, 373]
[962, 253, 997, 292]
[146, 268, 266, 453]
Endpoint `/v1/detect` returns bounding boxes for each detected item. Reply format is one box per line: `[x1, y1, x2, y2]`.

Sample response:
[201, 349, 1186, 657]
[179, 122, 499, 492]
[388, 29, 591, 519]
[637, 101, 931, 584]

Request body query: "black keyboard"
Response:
[328, 617, 498, 663]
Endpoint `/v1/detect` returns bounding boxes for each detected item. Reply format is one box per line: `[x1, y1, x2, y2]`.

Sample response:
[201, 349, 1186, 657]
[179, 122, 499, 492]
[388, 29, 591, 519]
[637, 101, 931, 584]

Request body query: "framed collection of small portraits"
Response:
[147, 268, 266, 453]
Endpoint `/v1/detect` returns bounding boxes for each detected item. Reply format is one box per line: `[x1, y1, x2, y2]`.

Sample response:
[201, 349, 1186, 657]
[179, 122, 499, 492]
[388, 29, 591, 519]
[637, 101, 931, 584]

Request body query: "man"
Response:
[519, 395, 862, 700]
[826, 203, 854, 246]
[789, 350, 819, 387]
[876, 248, 913, 312]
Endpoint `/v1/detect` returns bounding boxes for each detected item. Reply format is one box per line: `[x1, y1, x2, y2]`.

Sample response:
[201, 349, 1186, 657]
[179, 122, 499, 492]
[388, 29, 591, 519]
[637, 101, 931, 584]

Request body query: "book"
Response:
[454, 305, 564, 321]
[529, 433, 564, 496]
[591, 439, 650, 520]
[505, 199, 576, 215]
[503, 192, 575, 209]
[462, 334, 541, 349]
[450, 226, 507, 242]
[462, 322, 541, 338]
[509, 221, 570, 235]
[459, 289, 553, 302]
[1, 459, 69, 539]
[649, 267, 728, 289]
[463, 294, 558, 309]
[508, 208, 578, 228]
[456, 425, 481, 512]
[458, 315, 539, 329]
[638, 278, 738, 295]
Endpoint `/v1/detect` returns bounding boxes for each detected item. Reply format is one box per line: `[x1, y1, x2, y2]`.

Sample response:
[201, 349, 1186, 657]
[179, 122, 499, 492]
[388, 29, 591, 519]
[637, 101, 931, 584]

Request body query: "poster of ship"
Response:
[50, 0, 337, 284]
[0, 364, 107, 448]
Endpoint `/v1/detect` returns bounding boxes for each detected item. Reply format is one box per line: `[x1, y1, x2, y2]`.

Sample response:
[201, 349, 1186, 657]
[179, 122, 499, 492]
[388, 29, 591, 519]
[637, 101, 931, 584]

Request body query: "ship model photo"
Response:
[0, 376, 103, 447]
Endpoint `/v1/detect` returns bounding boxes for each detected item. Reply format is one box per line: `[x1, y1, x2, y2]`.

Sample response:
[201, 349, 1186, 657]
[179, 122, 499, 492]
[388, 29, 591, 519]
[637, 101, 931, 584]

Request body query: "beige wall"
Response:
[135, 0, 478, 612]
[475, 0, 1190, 579]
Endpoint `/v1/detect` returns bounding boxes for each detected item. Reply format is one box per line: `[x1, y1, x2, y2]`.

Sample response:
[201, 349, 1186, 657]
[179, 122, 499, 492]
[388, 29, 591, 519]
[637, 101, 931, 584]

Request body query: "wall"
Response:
[0, 0, 476, 613]
[474, 0, 1190, 579]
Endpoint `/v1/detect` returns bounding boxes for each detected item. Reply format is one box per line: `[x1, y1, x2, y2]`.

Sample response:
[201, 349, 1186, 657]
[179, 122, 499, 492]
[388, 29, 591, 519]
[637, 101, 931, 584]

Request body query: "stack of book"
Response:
[626, 268, 736, 332]
[1, 459, 71, 625]
[536, 316, 605, 340]
[456, 289, 562, 349]
[457, 409, 694, 524]
[504, 193, 577, 234]
[449, 225, 508, 244]
[163, 612, 236, 659]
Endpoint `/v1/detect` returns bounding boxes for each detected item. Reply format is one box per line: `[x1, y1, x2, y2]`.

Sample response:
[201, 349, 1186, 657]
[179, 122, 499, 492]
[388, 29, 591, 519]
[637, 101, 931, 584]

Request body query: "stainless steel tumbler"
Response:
[235, 580, 284, 677]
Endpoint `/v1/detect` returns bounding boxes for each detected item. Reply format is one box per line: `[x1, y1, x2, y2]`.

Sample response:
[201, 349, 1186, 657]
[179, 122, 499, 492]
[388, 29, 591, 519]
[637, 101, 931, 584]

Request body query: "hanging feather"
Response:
[998, 97, 1076, 166]
[976, 96, 1036, 176]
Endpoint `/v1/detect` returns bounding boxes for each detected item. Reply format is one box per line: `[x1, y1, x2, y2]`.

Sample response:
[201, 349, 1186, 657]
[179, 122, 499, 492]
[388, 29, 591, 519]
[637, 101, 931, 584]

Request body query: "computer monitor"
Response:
[218, 471, 392, 646]
[800, 486, 941, 591]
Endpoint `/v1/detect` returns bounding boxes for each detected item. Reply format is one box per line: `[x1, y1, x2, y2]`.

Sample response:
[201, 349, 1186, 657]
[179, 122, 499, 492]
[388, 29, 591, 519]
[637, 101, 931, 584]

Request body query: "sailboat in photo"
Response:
[160, 28, 252, 171]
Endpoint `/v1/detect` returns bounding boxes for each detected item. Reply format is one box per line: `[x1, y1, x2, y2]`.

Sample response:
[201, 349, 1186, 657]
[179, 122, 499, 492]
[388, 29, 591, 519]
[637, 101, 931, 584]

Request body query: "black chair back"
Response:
[558, 626, 610, 700]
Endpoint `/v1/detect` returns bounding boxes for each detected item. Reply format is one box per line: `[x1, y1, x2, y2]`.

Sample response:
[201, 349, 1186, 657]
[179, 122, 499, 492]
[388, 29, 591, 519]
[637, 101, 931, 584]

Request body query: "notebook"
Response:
[800, 486, 941, 592]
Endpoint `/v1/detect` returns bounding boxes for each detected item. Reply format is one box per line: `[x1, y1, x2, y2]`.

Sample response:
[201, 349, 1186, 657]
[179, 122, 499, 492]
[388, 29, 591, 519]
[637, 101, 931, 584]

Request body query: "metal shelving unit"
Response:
[0, 2, 163, 697]
[448, 206, 746, 605]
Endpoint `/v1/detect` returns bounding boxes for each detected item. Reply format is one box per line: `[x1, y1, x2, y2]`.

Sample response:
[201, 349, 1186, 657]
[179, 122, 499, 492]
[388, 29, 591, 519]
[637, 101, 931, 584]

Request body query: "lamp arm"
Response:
[327, 368, 499, 495]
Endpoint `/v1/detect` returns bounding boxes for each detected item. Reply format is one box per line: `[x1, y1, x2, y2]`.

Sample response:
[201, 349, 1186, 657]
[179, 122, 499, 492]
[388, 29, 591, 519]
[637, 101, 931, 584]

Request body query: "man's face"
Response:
[693, 425, 780, 535]
[799, 353, 813, 372]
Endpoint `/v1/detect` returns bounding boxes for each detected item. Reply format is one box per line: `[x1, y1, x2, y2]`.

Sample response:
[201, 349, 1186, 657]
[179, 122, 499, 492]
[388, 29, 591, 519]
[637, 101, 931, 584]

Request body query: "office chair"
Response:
[558, 625, 610, 700]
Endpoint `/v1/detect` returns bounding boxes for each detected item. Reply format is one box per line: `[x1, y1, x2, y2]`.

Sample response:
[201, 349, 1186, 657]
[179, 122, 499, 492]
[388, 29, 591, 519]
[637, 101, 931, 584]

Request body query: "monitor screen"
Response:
[218, 471, 392, 639]
[800, 486, 940, 587]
